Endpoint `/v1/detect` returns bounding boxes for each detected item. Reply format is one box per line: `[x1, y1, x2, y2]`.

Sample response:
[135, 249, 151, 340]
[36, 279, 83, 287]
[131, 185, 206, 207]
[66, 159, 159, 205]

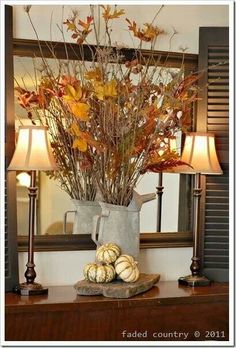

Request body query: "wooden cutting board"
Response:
[74, 273, 160, 298]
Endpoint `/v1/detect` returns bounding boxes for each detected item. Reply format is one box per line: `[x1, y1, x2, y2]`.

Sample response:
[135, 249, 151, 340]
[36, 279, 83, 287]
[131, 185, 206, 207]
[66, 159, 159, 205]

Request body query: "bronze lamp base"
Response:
[14, 282, 48, 296]
[178, 274, 211, 287]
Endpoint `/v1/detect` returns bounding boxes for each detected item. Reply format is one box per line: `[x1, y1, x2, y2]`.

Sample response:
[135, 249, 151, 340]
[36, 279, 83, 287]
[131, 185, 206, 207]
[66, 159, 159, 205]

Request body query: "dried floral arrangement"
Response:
[15, 5, 200, 206]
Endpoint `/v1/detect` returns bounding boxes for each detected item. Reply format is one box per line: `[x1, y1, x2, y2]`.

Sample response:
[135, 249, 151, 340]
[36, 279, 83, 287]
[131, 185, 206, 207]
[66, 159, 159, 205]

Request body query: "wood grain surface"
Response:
[5, 281, 229, 341]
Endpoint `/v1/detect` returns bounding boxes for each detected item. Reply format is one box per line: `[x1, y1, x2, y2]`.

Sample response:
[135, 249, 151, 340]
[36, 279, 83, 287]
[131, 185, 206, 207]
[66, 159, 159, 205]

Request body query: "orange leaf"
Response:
[174, 72, 203, 99]
[126, 18, 164, 42]
[79, 16, 93, 31]
[82, 132, 106, 152]
[72, 138, 87, 152]
[102, 5, 125, 21]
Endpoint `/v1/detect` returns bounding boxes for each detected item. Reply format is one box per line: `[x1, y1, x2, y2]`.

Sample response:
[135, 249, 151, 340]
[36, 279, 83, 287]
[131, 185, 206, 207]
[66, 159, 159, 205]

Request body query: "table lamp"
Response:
[168, 132, 222, 286]
[8, 125, 57, 295]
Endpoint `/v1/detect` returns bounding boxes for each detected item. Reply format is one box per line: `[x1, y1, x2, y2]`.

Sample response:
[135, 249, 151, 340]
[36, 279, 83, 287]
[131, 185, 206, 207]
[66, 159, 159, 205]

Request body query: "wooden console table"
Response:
[5, 281, 229, 341]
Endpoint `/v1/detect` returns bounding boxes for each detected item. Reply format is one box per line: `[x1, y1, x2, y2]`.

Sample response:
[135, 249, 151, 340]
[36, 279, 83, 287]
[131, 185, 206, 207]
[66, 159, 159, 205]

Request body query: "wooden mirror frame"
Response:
[10, 37, 197, 252]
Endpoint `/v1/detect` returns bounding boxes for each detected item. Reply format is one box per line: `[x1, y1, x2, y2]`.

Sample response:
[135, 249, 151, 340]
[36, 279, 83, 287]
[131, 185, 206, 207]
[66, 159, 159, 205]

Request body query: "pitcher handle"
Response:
[63, 210, 76, 234]
[92, 214, 101, 246]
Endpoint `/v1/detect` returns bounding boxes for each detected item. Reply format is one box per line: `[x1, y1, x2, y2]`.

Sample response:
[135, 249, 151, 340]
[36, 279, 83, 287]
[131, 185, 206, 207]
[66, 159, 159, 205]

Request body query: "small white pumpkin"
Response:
[96, 243, 121, 264]
[83, 263, 116, 283]
[115, 254, 140, 283]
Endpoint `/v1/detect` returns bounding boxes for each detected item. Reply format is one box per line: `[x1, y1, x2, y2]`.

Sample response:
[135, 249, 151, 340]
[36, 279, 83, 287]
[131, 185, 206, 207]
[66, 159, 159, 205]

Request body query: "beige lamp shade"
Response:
[158, 136, 178, 156]
[168, 137, 178, 152]
[8, 126, 57, 171]
[167, 132, 223, 175]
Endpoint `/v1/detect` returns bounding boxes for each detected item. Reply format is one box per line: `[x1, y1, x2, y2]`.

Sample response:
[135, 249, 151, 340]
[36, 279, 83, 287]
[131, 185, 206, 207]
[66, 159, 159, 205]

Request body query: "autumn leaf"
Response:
[38, 87, 48, 108]
[94, 79, 117, 100]
[78, 16, 93, 31]
[79, 156, 93, 171]
[84, 67, 102, 81]
[101, 5, 125, 22]
[63, 19, 77, 32]
[70, 102, 90, 121]
[174, 72, 203, 99]
[126, 18, 164, 42]
[68, 123, 81, 137]
[63, 84, 83, 101]
[82, 132, 106, 152]
[59, 75, 79, 88]
[72, 138, 87, 152]
[64, 16, 93, 45]
[15, 88, 39, 109]
[141, 158, 188, 174]
[126, 19, 138, 37]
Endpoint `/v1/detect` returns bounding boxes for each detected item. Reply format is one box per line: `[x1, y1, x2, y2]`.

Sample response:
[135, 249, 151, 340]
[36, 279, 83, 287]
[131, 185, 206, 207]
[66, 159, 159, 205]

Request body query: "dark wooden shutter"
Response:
[5, 5, 19, 291]
[197, 27, 229, 282]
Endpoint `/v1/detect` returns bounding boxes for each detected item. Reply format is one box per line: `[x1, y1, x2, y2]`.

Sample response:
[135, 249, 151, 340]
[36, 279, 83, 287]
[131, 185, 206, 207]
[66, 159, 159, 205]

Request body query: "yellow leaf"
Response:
[72, 138, 87, 152]
[70, 102, 90, 121]
[65, 84, 76, 97]
[95, 80, 117, 100]
[64, 20, 77, 32]
[63, 95, 75, 102]
[106, 79, 118, 98]
[68, 123, 81, 137]
[84, 67, 102, 81]
[94, 83, 104, 100]
[64, 84, 82, 101]
[101, 5, 125, 21]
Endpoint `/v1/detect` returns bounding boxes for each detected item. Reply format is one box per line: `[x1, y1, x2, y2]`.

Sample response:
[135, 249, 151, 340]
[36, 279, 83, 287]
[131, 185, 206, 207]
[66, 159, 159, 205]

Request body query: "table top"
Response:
[5, 281, 228, 313]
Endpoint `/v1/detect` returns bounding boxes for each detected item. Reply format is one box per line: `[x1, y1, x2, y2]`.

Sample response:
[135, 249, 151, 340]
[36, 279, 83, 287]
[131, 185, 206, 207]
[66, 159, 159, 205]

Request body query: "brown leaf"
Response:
[141, 159, 191, 174]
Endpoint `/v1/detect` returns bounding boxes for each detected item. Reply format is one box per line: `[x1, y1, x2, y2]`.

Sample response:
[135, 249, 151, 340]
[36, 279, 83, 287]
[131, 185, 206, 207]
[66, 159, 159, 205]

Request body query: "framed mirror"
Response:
[10, 38, 198, 251]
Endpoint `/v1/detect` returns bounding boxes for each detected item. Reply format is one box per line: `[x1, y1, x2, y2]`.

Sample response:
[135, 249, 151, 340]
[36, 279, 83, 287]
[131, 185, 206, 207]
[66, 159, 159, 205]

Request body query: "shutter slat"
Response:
[208, 71, 228, 77]
[208, 91, 229, 97]
[208, 118, 229, 124]
[208, 104, 229, 110]
[205, 249, 228, 255]
[207, 125, 229, 131]
[205, 255, 228, 261]
[208, 85, 229, 90]
[204, 262, 229, 269]
[208, 52, 229, 57]
[208, 97, 229, 103]
[206, 210, 228, 216]
[205, 242, 229, 249]
[208, 111, 228, 117]
[205, 231, 228, 237]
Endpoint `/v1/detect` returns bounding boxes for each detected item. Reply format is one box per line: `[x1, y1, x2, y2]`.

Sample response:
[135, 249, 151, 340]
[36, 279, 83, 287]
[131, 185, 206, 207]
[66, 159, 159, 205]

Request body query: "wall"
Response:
[18, 248, 193, 285]
[14, 4, 229, 285]
[13, 4, 229, 54]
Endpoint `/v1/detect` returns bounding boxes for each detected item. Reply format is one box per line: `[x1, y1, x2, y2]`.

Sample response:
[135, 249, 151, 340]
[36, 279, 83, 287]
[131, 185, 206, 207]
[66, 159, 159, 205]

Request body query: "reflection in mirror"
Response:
[14, 55, 190, 236]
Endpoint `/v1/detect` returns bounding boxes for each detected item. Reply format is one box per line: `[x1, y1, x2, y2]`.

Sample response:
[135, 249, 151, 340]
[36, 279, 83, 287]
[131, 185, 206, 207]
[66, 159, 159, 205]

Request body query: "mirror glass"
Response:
[14, 55, 189, 236]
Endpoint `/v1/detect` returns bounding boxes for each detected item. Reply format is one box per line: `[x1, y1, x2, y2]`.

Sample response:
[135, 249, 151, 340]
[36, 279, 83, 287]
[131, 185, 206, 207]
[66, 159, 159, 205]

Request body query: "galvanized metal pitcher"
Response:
[92, 192, 156, 259]
[64, 200, 101, 235]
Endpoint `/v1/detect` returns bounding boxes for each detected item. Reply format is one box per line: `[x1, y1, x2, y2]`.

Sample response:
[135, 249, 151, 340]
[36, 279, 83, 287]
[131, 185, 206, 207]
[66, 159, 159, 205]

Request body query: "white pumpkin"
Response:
[115, 254, 140, 282]
[83, 263, 116, 283]
[96, 243, 121, 264]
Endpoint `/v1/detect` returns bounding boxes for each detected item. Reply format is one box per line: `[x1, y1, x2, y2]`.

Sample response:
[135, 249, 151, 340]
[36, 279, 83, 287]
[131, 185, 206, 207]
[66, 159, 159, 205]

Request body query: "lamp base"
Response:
[178, 274, 211, 287]
[14, 282, 48, 296]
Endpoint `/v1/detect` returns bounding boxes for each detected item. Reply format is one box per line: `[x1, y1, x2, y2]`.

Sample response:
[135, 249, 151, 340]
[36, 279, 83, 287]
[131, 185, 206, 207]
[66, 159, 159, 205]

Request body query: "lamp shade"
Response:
[158, 136, 178, 156]
[169, 132, 223, 175]
[8, 126, 57, 171]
